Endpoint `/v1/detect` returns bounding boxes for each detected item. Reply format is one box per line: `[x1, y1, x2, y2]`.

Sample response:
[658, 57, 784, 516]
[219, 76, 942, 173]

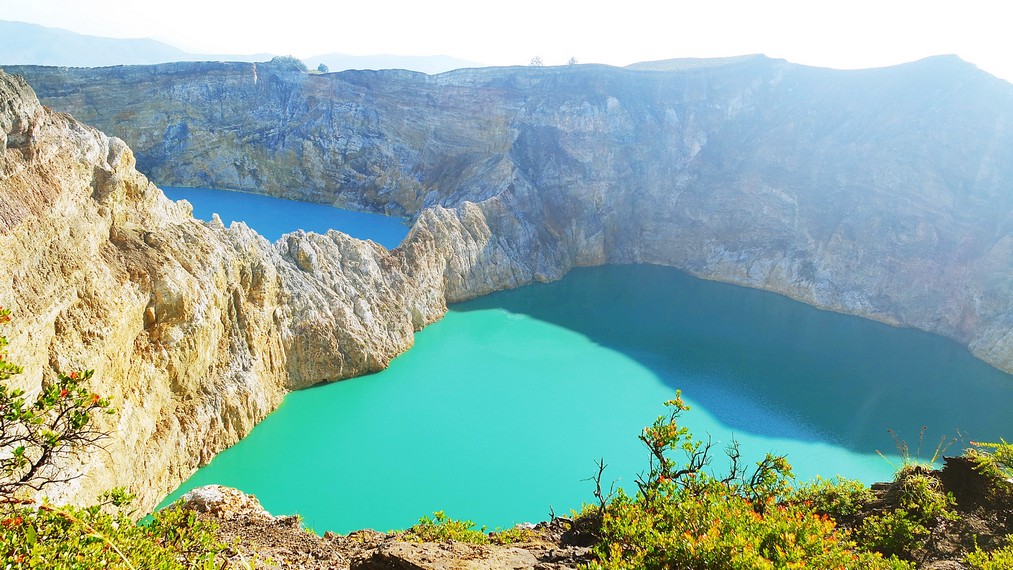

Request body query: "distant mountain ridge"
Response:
[0, 20, 477, 73]
[304, 53, 481, 75]
[0, 20, 194, 67]
[625, 54, 775, 71]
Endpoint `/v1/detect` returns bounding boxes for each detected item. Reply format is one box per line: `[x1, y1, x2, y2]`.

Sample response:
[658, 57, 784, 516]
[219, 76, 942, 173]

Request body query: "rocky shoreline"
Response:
[0, 69, 448, 510]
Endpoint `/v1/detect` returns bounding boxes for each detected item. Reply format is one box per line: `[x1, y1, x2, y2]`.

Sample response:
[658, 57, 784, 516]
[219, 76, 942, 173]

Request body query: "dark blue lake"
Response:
[161, 186, 409, 248]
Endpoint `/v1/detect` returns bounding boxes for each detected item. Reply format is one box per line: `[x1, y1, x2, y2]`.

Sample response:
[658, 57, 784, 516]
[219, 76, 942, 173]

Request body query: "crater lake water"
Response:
[158, 188, 1013, 534]
[161, 186, 409, 247]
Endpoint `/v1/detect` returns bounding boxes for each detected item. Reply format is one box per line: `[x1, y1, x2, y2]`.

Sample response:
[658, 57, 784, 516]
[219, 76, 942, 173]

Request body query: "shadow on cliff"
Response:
[452, 264, 1013, 459]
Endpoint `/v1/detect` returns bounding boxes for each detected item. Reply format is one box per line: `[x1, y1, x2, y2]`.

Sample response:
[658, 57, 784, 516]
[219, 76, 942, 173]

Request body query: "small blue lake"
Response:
[161, 186, 409, 248]
[157, 188, 1013, 534]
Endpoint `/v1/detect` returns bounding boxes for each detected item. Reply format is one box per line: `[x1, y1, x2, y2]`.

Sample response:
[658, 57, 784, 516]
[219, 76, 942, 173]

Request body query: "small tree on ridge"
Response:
[0, 307, 114, 498]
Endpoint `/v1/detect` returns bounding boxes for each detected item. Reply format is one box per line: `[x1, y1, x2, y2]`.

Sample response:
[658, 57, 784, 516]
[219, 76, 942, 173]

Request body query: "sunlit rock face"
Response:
[3, 53, 1013, 511]
[0, 69, 461, 512]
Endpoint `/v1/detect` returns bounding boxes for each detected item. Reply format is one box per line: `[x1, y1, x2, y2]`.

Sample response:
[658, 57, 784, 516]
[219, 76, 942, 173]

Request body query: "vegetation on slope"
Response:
[0, 309, 235, 568]
[566, 394, 906, 568]
[0, 494, 234, 569]
[391, 395, 1013, 569]
[566, 396, 1013, 568]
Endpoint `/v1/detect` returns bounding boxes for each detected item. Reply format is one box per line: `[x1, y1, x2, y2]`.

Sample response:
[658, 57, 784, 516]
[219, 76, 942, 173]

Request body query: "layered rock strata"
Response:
[10, 56, 1013, 374]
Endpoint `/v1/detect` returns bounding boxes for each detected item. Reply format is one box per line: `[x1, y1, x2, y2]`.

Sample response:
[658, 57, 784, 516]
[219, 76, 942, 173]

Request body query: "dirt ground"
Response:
[180, 485, 591, 569]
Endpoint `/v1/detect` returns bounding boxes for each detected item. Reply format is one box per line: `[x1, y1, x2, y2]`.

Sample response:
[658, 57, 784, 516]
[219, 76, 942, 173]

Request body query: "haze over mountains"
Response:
[0, 20, 479, 73]
[303, 53, 481, 75]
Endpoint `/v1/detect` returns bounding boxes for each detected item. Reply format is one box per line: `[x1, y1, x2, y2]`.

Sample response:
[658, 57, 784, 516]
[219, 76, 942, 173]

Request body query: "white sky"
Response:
[1, 0, 1010, 82]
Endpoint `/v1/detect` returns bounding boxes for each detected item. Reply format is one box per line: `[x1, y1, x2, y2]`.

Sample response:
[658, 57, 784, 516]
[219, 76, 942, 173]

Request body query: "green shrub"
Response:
[967, 535, 1013, 569]
[0, 308, 235, 568]
[893, 468, 955, 526]
[970, 440, 1013, 480]
[266, 56, 308, 72]
[586, 483, 909, 569]
[401, 512, 536, 545]
[791, 476, 872, 520]
[582, 395, 910, 569]
[0, 497, 233, 569]
[964, 443, 1013, 513]
[0, 307, 115, 498]
[632, 393, 794, 506]
[489, 525, 536, 545]
[401, 511, 488, 544]
[856, 467, 955, 559]
[858, 509, 928, 560]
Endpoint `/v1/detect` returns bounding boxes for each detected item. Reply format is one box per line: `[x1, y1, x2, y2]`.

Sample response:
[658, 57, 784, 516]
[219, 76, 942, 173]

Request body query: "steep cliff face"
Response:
[1, 73, 280, 509]
[12, 56, 1013, 372]
[0, 69, 482, 510]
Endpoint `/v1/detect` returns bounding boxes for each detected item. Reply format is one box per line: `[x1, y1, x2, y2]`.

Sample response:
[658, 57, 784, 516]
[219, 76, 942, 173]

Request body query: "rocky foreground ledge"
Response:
[177, 485, 590, 569]
[177, 454, 1013, 570]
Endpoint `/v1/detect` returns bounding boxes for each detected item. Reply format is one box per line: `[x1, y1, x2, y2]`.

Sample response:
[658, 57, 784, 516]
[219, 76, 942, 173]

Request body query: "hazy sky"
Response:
[1, 0, 1010, 81]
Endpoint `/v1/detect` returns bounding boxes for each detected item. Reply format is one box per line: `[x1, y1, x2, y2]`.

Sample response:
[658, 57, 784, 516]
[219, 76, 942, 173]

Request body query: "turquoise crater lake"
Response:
[159, 189, 1013, 534]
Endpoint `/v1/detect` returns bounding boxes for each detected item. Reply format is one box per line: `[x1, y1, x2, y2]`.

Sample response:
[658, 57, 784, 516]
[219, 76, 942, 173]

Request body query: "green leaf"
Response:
[26, 522, 37, 547]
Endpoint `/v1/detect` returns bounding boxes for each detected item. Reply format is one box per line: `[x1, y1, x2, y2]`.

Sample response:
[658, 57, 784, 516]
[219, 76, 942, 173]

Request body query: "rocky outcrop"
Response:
[0, 69, 469, 511]
[177, 485, 591, 569]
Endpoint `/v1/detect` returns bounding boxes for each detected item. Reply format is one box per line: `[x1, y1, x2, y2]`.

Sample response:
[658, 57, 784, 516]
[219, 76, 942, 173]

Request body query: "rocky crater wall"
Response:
[3, 55, 1013, 510]
[0, 69, 510, 511]
[11, 56, 1013, 371]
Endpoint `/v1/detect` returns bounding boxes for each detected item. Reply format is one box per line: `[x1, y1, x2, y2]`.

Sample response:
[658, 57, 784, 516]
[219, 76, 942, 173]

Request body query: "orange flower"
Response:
[69, 371, 79, 380]
[60, 388, 68, 398]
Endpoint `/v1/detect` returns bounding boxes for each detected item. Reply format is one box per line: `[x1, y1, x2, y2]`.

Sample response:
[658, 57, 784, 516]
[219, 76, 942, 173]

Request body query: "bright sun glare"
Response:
[0, 0, 1010, 82]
